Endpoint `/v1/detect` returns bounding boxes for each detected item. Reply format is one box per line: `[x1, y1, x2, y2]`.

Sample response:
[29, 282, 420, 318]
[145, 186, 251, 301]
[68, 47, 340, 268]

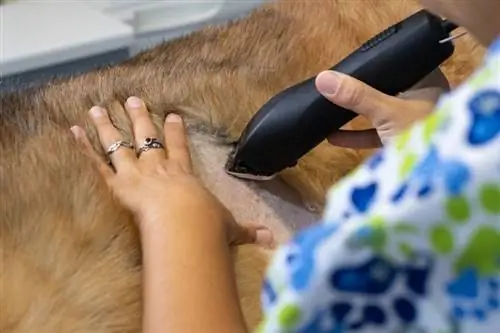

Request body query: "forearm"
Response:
[140, 215, 247, 333]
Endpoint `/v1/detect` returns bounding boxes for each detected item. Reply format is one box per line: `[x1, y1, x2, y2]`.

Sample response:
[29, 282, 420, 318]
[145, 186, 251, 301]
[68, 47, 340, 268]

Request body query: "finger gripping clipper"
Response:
[225, 9, 460, 180]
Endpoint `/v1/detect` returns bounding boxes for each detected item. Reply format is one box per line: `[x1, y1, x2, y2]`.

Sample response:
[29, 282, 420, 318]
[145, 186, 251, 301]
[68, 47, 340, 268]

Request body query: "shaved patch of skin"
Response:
[189, 132, 319, 243]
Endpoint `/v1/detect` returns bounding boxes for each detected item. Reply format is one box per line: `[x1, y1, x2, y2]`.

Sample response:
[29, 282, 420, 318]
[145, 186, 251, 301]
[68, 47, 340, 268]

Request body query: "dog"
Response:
[0, 1, 484, 331]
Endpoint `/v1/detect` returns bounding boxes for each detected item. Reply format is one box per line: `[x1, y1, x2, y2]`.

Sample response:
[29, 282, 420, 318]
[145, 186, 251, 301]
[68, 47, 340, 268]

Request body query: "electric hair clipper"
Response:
[225, 9, 461, 180]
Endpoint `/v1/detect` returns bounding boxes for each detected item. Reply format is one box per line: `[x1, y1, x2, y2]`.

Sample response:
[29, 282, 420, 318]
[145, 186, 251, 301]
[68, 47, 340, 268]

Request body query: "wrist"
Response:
[139, 210, 245, 333]
[137, 208, 227, 242]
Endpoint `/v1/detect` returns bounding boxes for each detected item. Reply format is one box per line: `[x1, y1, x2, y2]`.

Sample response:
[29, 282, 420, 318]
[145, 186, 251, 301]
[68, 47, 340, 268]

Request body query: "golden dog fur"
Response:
[0, 0, 484, 331]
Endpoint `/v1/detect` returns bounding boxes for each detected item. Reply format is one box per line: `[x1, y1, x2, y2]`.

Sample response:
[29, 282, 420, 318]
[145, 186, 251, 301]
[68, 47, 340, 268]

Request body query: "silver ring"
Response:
[137, 137, 164, 157]
[106, 140, 135, 156]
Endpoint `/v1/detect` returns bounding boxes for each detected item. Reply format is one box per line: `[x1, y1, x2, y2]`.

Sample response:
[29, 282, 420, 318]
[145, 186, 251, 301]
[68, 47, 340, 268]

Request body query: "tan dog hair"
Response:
[0, 0, 484, 331]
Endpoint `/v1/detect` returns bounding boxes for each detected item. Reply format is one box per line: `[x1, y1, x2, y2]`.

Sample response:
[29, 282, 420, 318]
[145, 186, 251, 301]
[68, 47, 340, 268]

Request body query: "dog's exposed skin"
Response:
[0, 1, 484, 331]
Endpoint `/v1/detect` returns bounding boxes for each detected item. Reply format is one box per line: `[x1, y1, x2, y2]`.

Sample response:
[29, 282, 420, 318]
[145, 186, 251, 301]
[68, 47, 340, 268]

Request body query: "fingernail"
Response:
[256, 228, 274, 248]
[70, 126, 82, 138]
[89, 106, 105, 118]
[126, 96, 143, 108]
[166, 113, 182, 123]
[316, 70, 340, 95]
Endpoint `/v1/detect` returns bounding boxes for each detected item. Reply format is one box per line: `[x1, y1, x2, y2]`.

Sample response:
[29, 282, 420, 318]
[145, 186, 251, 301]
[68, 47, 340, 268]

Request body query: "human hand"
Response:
[70, 97, 273, 247]
[315, 68, 450, 148]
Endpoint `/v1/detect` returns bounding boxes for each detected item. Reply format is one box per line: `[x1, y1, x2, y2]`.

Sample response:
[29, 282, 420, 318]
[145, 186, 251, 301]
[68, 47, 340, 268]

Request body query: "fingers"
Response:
[125, 96, 165, 161]
[315, 70, 397, 121]
[86, 98, 190, 172]
[327, 129, 382, 149]
[254, 226, 275, 248]
[231, 223, 275, 249]
[401, 69, 449, 105]
[70, 126, 114, 179]
[399, 86, 446, 104]
[89, 106, 136, 170]
[409, 68, 450, 92]
[164, 113, 192, 171]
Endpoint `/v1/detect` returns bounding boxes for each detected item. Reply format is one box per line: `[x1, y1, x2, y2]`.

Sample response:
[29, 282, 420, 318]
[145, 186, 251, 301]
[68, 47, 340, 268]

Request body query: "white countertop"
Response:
[0, 1, 134, 76]
[0, 0, 269, 77]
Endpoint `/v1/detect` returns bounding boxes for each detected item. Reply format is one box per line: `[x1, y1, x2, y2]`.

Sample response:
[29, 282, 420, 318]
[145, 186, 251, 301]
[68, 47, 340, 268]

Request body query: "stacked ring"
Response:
[106, 140, 135, 155]
[137, 137, 164, 157]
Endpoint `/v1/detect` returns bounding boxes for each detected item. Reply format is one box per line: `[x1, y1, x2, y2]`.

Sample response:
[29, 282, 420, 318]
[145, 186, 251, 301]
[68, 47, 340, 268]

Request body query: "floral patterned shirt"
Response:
[258, 37, 500, 333]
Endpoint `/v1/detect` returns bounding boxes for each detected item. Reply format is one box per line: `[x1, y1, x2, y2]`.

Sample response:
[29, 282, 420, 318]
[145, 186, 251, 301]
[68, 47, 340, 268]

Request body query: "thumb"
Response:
[231, 224, 275, 249]
[315, 70, 396, 121]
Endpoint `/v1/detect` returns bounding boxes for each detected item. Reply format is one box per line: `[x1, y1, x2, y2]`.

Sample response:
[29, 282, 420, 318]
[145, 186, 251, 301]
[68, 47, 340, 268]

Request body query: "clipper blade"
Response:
[224, 146, 276, 181]
[224, 169, 276, 181]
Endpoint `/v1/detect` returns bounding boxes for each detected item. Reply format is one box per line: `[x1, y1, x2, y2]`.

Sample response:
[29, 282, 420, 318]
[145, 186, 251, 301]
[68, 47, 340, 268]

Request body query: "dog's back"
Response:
[0, 1, 484, 332]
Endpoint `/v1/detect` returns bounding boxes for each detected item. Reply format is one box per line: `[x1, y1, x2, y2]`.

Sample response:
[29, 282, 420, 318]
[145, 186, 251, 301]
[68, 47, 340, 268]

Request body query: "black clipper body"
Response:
[225, 9, 459, 180]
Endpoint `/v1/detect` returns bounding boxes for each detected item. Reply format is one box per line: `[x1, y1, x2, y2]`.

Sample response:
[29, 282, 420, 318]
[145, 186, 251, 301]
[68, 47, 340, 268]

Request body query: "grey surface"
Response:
[0, 48, 130, 94]
[0, 1, 264, 94]
[0, 18, 238, 94]
[1, 1, 134, 77]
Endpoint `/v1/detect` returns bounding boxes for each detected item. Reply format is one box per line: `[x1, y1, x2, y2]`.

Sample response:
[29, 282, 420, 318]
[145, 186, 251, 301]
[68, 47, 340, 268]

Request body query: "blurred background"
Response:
[0, 0, 267, 92]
